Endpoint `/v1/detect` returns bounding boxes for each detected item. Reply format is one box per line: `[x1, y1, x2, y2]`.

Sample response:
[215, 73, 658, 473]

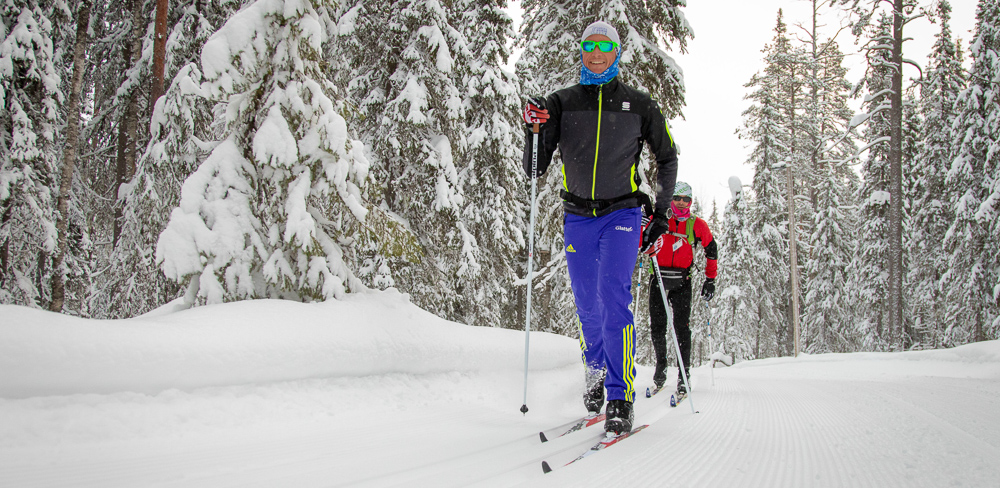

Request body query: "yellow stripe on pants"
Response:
[622, 323, 635, 402]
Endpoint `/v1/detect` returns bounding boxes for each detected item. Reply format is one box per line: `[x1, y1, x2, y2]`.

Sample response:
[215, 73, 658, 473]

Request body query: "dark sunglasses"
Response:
[672, 195, 692, 202]
[581, 40, 618, 53]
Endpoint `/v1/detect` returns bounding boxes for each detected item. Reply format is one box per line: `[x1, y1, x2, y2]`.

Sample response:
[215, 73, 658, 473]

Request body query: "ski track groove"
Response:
[5, 365, 1000, 487]
[612, 373, 905, 488]
[621, 372, 1000, 488]
[364, 386, 682, 486]
[1, 407, 493, 488]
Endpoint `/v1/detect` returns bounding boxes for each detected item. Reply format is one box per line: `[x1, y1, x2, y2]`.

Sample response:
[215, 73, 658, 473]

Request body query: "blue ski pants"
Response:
[564, 207, 641, 403]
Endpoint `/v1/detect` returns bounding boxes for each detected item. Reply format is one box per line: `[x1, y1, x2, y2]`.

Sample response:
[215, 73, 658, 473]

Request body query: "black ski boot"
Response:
[676, 372, 689, 395]
[583, 368, 606, 414]
[653, 360, 667, 388]
[604, 399, 634, 435]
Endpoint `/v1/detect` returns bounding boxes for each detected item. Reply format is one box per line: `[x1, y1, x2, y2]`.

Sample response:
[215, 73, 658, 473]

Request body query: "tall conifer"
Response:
[944, 0, 1000, 343]
[909, 0, 966, 347]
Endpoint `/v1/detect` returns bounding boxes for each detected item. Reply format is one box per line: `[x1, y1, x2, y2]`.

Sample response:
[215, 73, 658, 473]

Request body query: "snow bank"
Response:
[727, 341, 1000, 381]
[0, 289, 579, 398]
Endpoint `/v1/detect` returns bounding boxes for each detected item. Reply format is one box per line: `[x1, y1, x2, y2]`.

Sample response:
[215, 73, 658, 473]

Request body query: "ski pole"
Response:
[651, 257, 697, 414]
[521, 105, 541, 416]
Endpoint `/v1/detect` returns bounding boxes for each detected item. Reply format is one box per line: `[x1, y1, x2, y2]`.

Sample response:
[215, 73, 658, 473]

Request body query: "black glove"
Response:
[701, 278, 715, 301]
[640, 213, 669, 255]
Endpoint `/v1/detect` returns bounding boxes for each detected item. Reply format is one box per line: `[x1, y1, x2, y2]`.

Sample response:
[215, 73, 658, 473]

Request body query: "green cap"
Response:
[674, 181, 692, 197]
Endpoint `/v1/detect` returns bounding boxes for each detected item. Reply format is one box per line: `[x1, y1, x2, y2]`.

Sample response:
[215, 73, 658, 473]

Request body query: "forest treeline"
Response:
[1, 0, 996, 365]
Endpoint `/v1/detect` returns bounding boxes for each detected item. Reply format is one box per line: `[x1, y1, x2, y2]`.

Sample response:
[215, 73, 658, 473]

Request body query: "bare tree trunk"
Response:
[1, 202, 12, 286]
[51, 0, 92, 313]
[113, 0, 145, 246]
[887, 0, 905, 350]
[151, 0, 169, 104]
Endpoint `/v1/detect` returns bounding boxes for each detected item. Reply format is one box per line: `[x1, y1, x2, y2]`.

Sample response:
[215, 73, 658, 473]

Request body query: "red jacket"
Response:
[650, 216, 718, 279]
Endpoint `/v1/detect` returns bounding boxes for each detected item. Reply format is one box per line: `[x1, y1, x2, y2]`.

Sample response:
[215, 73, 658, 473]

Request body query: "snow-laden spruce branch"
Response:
[156, 0, 377, 305]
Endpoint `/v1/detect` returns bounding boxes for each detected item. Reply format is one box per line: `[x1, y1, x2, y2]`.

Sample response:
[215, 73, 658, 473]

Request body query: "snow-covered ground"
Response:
[2, 290, 999, 487]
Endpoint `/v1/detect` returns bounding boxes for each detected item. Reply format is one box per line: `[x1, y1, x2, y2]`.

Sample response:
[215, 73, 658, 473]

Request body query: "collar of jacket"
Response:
[581, 77, 620, 94]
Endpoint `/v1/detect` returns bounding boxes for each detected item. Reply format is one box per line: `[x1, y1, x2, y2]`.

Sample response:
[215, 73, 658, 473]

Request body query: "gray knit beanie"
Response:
[581, 21, 621, 45]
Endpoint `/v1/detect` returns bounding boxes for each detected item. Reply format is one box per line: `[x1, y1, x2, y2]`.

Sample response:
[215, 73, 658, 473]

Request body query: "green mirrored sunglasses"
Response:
[581, 40, 618, 53]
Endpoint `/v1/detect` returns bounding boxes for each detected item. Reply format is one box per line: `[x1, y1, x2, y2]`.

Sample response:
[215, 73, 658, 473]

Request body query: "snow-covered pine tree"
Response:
[846, 14, 895, 351]
[794, 3, 847, 347]
[943, 0, 1000, 343]
[708, 199, 720, 230]
[768, 10, 812, 356]
[515, 0, 692, 345]
[900, 92, 922, 346]
[99, 0, 242, 318]
[803, 158, 854, 353]
[909, 0, 966, 348]
[801, 38, 858, 353]
[795, 6, 858, 206]
[157, 0, 373, 304]
[838, 0, 922, 350]
[337, 0, 477, 321]
[449, 0, 525, 329]
[0, 1, 63, 308]
[737, 10, 801, 357]
[714, 192, 762, 360]
[69, 0, 157, 317]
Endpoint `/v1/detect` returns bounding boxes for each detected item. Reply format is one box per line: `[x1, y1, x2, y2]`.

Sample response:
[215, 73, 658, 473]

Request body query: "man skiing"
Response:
[522, 20, 678, 435]
[642, 181, 718, 396]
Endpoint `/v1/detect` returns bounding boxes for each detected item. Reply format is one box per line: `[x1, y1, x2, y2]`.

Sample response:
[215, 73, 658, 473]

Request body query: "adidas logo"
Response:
[615, 225, 633, 232]
[567, 244, 577, 253]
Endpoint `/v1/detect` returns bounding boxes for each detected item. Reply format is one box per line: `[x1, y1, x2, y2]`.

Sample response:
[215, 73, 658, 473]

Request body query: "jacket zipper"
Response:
[591, 84, 603, 216]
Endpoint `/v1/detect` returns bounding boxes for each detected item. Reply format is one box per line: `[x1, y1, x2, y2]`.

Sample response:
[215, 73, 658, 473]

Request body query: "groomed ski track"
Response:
[3, 295, 999, 488]
[4, 356, 999, 488]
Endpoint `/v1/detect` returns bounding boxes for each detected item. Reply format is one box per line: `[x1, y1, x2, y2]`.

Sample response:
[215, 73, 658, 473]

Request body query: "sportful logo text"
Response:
[615, 226, 633, 232]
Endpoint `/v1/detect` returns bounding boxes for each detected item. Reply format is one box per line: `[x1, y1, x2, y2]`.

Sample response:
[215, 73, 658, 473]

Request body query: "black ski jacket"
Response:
[523, 77, 678, 217]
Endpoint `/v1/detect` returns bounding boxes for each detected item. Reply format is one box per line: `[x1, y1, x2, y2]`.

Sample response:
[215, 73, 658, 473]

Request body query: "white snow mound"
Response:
[0, 289, 579, 398]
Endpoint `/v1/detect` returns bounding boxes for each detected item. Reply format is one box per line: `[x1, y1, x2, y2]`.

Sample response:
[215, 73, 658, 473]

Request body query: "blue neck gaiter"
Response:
[579, 51, 621, 85]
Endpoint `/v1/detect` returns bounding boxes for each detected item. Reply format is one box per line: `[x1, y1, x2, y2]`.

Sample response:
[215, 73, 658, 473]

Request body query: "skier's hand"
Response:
[641, 214, 669, 255]
[701, 278, 715, 301]
[523, 99, 549, 125]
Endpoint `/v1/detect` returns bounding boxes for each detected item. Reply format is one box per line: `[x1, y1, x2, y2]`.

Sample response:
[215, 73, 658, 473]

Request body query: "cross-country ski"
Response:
[539, 413, 605, 442]
[542, 425, 649, 474]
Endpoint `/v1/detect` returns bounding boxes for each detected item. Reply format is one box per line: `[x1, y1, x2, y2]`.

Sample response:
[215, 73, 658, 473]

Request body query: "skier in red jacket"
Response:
[642, 181, 718, 394]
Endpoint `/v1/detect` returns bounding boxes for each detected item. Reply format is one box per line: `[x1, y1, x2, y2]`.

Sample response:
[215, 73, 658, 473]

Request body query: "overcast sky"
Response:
[508, 1, 980, 215]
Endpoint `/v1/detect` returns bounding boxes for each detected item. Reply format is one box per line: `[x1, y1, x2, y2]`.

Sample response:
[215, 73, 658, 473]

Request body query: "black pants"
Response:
[649, 274, 692, 376]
